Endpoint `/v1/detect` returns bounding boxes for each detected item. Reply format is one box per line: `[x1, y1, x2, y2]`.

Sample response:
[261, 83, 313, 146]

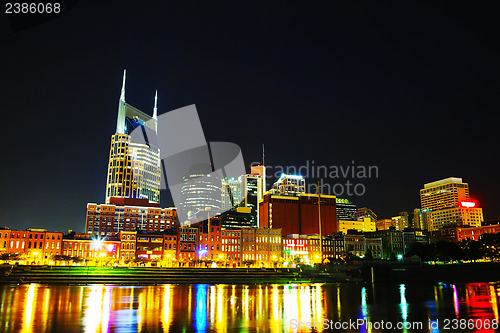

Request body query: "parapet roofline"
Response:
[424, 177, 464, 189]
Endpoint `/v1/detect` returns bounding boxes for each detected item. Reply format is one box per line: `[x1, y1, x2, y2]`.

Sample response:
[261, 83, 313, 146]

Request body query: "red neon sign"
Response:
[460, 201, 476, 208]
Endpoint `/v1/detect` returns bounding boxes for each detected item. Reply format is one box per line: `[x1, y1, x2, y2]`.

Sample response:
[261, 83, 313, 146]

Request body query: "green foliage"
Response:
[243, 260, 255, 267]
[345, 253, 360, 263]
[0, 253, 20, 261]
[407, 234, 500, 262]
[365, 249, 373, 260]
[53, 255, 72, 261]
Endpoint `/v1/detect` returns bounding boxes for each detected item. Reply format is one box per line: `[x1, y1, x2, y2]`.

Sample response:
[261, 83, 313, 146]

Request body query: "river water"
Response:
[0, 282, 498, 332]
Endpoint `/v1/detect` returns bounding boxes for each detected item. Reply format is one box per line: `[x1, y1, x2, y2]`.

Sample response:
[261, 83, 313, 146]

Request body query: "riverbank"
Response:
[3, 262, 498, 285]
[365, 262, 500, 283]
[0, 265, 355, 285]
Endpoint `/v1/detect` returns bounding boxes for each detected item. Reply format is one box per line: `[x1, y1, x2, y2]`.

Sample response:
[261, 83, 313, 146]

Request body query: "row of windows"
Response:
[165, 243, 177, 250]
[27, 241, 44, 249]
[222, 231, 240, 237]
[121, 235, 136, 240]
[1, 233, 61, 240]
[138, 246, 161, 251]
[7, 240, 61, 250]
[121, 243, 135, 250]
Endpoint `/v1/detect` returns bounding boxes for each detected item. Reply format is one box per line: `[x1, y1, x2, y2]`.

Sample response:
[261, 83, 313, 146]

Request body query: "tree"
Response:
[459, 239, 482, 262]
[365, 250, 373, 260]
[132, 257, 144, 266]
[1, 253, 20, 261]
[243, 260, 255, 268]
[480, 233, 500, 261]
[345, 253, 361, 263]
[54, 255, 72, 261]
[408, 243, 425, 260]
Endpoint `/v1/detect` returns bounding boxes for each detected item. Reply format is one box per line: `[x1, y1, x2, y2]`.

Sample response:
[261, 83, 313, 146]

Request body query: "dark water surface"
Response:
[0, 282, 498, 332]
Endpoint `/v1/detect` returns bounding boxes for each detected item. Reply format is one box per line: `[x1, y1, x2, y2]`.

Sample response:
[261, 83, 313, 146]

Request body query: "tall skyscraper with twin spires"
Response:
[85, 71, 177, 237]
[105, 70, 162, 204]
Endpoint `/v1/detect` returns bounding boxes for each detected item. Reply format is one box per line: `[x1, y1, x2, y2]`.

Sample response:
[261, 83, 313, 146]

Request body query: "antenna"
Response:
[262, 144, 265, 166]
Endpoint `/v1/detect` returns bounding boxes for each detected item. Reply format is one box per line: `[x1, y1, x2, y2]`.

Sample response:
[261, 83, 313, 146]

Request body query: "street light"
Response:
[91, 238, 104, 251]
[91, 237, 105, 265]
[316, 181, 323, 263]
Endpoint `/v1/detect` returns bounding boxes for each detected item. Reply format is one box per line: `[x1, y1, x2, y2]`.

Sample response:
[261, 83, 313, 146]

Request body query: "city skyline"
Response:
[2, 4, 500, 333]
[1, 2, 500, 231]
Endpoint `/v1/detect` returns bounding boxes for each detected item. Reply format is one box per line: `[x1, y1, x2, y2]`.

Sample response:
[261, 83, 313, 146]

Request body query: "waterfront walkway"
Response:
[0, 266, 352, 285]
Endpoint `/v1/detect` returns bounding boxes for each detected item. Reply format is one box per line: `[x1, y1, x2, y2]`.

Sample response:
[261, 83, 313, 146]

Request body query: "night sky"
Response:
[1, 2, 499, 232]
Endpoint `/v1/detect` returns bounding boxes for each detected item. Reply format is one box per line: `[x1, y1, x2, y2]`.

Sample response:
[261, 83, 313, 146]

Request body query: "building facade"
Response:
[135, 233, 164, 262]
[391, 214, 409, 231]
[420, 178, 484, 231]
[420, 177, 470, 210]
[259, 193, 337, 236]
[62, 233, 120, 263]
[338, 218, 376, 233]
[427, 205, 483, 231]
[180, 163, 222, 221]
[306, 234, 335, 264]
[221, 228, 241, 267]
[353, 207, 377, 222]
[376, 219, 394, 231]
[85, 198, 176, 236]
[241, 227, 282, 268]
[336, 198, 356, 221]
[118, 231, 137, 261]
[282, 234, 309, 265]
[430, 224, 500, 242]
[0, 228, 10, 254]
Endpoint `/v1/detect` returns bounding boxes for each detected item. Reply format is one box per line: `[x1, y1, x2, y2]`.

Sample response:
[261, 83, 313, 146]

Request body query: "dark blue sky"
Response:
[1, 1, 499, 232]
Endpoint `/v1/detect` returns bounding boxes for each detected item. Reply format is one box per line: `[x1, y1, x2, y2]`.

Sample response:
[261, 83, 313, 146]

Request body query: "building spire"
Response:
[120, 69, 126, 102]
[153, 90, 158, 120]
[116, 69, 127, 134]
[262, 144, 265, 166]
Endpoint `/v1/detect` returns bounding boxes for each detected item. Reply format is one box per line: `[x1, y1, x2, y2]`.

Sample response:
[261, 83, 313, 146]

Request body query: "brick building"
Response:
[118, 231, 137, 261]
[259, 193, 337, 236]
[85, 198, 177, 237]
[177, 226, 199, 266]
[221, 228, 241, 267]
[135, 232, 164, 262]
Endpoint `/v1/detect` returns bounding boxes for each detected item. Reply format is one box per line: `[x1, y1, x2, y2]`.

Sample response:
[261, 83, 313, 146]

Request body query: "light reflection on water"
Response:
[0, 282, 498, 332]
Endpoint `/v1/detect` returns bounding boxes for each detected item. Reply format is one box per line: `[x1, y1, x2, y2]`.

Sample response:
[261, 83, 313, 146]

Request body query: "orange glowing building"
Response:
[420, 178, 484, 231]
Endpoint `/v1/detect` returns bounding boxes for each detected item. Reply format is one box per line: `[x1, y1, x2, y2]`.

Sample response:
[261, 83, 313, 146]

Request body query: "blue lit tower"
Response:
[105, 70, 161, 204]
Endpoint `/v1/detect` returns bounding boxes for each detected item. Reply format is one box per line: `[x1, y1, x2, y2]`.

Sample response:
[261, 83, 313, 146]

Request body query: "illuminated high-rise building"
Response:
[420, 177, 483, 231]
[220, 172, 263, 228]
[420, 177, 469, 210]
[180, 163, 222, 220]
[336, 198, 356, 221]
[353, 207, 377, 222]
[391, 212, 409, 230]
[250, 165, 266, 195]
[241, 173, 262, 226]
[85, 71, 174, 236]
[271, 174, 305, 196]
[105, 70, 161, 204]
[221, 177, 242, 211]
